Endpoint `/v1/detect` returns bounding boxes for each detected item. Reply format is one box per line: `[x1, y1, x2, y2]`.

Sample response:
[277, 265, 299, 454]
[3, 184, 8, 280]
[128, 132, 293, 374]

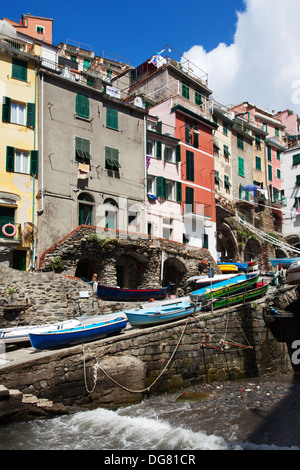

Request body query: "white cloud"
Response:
[184, 0, 300, 113]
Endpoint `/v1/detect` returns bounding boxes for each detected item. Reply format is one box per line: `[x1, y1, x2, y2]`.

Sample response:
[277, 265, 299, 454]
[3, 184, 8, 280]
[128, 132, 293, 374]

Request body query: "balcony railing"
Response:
[0, 221, 22, 242]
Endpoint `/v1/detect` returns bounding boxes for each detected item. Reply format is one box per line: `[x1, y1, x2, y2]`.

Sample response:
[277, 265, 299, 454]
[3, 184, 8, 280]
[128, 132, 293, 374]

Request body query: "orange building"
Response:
[3, 14, 53, 44]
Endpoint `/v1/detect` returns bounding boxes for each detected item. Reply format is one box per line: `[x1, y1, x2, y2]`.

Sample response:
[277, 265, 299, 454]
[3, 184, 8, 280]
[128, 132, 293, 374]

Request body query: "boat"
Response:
[29, 313, 128, 350]
[97, 285, 168, 301]
[218, 262, 249, 272]
[186, 273, 238, 287]
[196, 283, 269, 311]
[269, 257, 300, 269]
[217, 264, 238, 273]
[0, 319, 82, 344]
[286, 260, 300, 285]
[190, 272, 260, 300]
[124, 298, 201, 327]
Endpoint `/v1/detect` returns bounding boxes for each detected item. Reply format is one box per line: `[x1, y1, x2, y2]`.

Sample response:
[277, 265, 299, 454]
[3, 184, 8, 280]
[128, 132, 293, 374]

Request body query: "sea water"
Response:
[0, 388, 297, 451]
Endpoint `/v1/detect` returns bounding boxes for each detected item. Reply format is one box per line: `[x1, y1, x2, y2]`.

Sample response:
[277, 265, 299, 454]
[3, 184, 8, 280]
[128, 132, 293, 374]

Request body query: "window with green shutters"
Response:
[238, 157, 244, 176]
[105, 146, 120, 171]
[195, 91, 202, 106]
[6, 146, 38, 174]
[182, 81, 189, 99]
[215, 170, 221, 185]
[156, 176, 166, 198]
[224, 145, 230, 158]
[255, 156, 261, 170]
[156, 141, 162, 159]
[267, 146, 272, 161]
[2, 97, 35, 128]
[12, 58, 27, 81]
[293, 153, 300, 165]
[203, 233, 209, 249]
[186, 150, 194, 181]
[268, 164, 273, 181]
[106, 108, 118, 130]
[224, 175, 231, 189]
[296, 175, 300, 186]
[276, 168, 281, 180]
[276, 150, 280, 160]
[275, 127, 279, 138]
[223, 123, 228, 136]
[76, 94, 89, 119]
[75, 137, 91, 163]
[237, 134, 244, 150]
[185, 187, 194, 213]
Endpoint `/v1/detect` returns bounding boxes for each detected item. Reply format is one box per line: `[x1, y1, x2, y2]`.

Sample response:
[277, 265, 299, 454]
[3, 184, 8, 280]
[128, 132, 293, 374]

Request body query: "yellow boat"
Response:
[218, 264, 238, 273]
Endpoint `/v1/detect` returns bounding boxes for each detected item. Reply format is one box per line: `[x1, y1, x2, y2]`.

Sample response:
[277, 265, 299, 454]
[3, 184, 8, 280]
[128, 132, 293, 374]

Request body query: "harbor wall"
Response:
[0, 301, 292, 423]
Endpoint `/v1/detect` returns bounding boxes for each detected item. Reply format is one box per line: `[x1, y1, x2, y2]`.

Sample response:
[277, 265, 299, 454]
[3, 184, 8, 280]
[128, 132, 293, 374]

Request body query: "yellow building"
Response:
[0, 22, 40, 270]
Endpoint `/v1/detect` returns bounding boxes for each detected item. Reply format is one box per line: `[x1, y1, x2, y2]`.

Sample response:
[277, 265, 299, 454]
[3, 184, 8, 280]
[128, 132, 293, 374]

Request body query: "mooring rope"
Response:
[82, 316, 190, 395]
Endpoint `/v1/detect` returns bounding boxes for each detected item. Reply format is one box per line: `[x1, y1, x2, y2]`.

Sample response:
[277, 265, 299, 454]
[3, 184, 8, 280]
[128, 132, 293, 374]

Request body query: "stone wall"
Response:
[0, 299, 292, 424]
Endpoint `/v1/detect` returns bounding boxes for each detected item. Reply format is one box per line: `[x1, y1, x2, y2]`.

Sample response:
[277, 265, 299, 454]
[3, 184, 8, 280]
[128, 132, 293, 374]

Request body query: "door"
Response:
[13, 250, 27, 271]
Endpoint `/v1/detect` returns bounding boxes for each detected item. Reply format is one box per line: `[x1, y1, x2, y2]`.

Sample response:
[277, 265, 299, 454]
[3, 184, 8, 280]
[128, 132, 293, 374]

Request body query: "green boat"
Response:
[200, 283, 269, 311]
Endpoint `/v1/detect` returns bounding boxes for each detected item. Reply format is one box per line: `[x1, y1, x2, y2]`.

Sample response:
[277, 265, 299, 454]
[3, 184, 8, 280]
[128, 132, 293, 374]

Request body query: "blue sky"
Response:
[2, 0, 245, 67]
[3, 0, 300, 115]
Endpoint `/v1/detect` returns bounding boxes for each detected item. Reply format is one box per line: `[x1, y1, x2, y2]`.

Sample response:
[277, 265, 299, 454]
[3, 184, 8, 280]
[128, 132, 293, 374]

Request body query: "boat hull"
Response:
[270, 257, 300, 269]
[97, 285, 168, 301]
[29, 315, 128, 350]
[218, 264, 238, 273]
[0, 319, 82, 344]
[190, 272, 260, 300]
[124, 301, 201, 327]
[286, 261, 300, 286]
[204, 284, 269, 310]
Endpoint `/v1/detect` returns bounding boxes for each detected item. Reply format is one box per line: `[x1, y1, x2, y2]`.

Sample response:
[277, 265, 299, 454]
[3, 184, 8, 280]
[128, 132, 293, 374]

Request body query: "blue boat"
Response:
[29, 313, 128, 350]
[124, 299, 201, 327]
[270, 257, 300, 269]
[97, 285, 168, 301]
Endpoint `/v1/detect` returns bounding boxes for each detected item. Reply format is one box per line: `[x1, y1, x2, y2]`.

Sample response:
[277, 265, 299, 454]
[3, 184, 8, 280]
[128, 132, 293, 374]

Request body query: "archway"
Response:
[115, 254, 148, 288]
[75, 257, 96, 282]
[244, 238, 261, 262]
[78, 192, 95, 226]
[162, 257, 187, 288]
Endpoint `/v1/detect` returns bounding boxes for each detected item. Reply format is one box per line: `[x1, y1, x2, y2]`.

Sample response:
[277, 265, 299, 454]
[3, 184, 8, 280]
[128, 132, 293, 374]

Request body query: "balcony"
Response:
[0, 220, 22, 243]
[271, 194, 287, 207]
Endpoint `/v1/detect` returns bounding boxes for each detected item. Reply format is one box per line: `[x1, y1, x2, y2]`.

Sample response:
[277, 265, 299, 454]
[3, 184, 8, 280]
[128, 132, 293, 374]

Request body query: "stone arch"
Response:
[75, 257, 97, 282]
[216, 223, 238, 261]
[244, 238, 261, 262]
[162, 257, 187, 288]
[115, 253, 149, 289]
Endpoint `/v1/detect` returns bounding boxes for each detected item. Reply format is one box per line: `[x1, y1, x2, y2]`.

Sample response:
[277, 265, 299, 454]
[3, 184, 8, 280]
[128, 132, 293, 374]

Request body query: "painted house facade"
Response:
[0, 21, 40, 270]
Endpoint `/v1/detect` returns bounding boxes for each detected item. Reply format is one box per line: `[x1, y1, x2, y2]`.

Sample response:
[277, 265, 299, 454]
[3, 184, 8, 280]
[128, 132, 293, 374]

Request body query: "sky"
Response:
[3, 0, 300, 115]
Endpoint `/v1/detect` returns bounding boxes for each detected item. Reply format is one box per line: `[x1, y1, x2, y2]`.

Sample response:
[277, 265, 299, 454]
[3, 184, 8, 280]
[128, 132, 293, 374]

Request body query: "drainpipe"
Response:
[31, 65, 37, 269]
[144, 115, 148, 235]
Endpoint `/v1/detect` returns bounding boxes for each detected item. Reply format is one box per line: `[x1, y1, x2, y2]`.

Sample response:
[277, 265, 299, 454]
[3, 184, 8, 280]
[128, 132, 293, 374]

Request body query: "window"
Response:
[36, 25, 44, 34]
[195, 91, 202, 106]
[185, 187, 194, 213]
[275, 127, 279, 138]
[276, 169, 281, 179]
[238, 157, 244, 176]
[105, 146, 120, 171]
[76, 94, 89, 119]
[276, 150, 281, 161]
[255, 156, 261, 170]
[215, 170, 221, 185]
[83, 59, 91, 70]
[255, 134, 261, 149]
[11, 102, 25, 125]
[296, 175, 300, 186]
[182, 81, 189, 99]
[193, 123, 199, 148]
[165, 180, 175, 201]
[2, 97, 35, 127]
[237, 134, 244, 150]
[12, 58, 27, 81]
[293, 153, 300, 166]
[147, 139, 155, 157]
[6, 146, 38, 174]
[186, 150, 194, 181]
[268, 164, 273, 181]
[224, 145, 230, 158]
[106, 108, 118, 130]
[203, 234, 209, 249]
[75, 137, 91, 163]
[224, 175, 231, 189]
[185, 119, 191, 144]
[164, 145, 175, 163]
[267, 146, 272, 161]
[223, 123, 228, 136]
[78, 193, 94, 225]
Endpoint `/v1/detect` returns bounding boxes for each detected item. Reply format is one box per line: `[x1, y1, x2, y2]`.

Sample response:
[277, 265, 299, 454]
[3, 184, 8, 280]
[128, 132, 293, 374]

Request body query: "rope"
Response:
[82, 316, 191, 395]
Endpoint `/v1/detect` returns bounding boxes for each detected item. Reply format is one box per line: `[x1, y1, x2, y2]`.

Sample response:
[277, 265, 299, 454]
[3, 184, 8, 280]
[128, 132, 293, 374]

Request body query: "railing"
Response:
[0, 221, 22, 241]
[271, 194, 287, 206]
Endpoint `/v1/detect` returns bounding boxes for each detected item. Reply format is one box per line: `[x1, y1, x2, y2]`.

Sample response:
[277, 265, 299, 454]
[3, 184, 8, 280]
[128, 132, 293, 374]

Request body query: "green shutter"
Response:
[238, 157, 244, 176]
[293, 153, 300, 165]
[255, 156, 261, 170]
[176, 182, 182, 202]
[76, 94, 89, 119]
[268, 164, 273, 181]
[185, 187, 194, 212]
[30, 150, 38, 175]
[267, 146, 272, 161]
[106, 108, 118, 129]
[186, 150, 194, 181]
[156, 176, 166, 198]
[2, 96, 11, 122]
[12, 58, 27, 81]
[296, 175, 300, 186]
[75, 137, 91, 162]
[175, 145, 181, 162]
[6, 146, 15, 172]
[27, 103, 35, 127]
[156, 141, 162, 159]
